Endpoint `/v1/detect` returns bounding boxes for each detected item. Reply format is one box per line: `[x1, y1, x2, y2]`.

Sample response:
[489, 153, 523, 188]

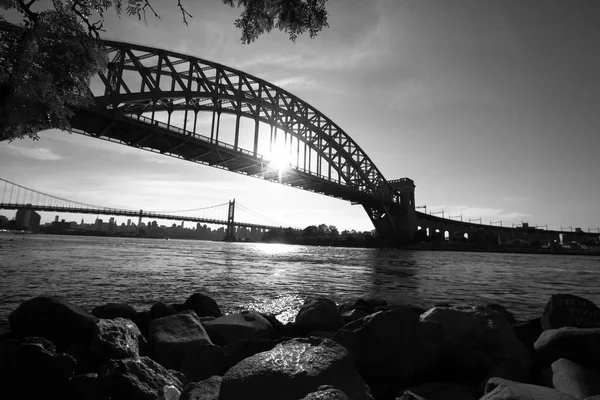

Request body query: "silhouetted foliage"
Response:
[0, 0, 329, 141]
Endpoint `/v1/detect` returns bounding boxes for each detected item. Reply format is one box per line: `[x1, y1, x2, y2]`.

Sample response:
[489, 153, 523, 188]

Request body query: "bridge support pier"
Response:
[364, 178, 417, 245]
[224, 199, 236, 242]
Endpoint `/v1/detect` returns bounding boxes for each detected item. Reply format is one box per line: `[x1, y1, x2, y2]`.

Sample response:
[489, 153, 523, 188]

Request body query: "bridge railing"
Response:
[120, 114, 352, 186]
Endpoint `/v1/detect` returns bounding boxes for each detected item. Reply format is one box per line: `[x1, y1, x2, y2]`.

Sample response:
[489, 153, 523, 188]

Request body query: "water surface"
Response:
[1, 233, 599, 323]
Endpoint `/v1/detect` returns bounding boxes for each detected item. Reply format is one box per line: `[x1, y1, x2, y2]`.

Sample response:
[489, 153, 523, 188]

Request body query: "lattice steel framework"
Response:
[99, 41, 395, 200]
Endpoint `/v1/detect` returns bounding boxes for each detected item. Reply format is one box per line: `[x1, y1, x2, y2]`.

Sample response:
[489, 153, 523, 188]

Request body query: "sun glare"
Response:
[267, 142, 294, 172]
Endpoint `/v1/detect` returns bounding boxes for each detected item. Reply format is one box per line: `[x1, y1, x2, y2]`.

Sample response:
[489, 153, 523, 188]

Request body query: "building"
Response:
[15, 208, 41, 232]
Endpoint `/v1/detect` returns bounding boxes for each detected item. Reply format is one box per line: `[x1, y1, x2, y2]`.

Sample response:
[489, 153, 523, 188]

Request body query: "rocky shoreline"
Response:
[2, 293, 600, 400]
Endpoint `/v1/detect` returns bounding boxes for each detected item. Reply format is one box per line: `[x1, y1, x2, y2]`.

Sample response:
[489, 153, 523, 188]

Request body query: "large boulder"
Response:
[8, 296, 98, 350]
[295, 297, 345, 333]
[219, 337, 374, 400]
[420, 306, 531, 384]
[301, 385, 351, 400]
[397, 382, 476, 400]
[0, 337, 77, 398]
[481, 377, 579, 400]
[180, 375, 222, 400]
[184, 293, 222, 318]
[202, 310, 273, 346]
[150, 302, 177, 320]
[92, 303, 138, 322]
[149, 313, 213, 370]
[333, 307, 422, 382]
[541, 294, 600, 331]
[223, 338, 278, 369]
[97, 356, 184, 400]
[534, 327, 600, 366]
[90, 317, 147, 363]
[550, 358, 600, 399]
[180, 344, 226, 382]
[66, 373, 100, 400]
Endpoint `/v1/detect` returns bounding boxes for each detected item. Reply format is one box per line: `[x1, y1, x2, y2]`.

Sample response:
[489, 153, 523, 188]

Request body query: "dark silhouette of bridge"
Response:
[0, 178, 286, 234]
[3, 40, 596, 244]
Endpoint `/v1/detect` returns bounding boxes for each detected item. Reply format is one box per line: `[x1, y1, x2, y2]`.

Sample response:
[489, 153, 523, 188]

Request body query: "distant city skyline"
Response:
[1, 1, 599, 232]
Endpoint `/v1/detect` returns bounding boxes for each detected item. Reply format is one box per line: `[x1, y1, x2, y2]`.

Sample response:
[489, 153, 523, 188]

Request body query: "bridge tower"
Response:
[224, 199, 236, 241]
[364, 178, 417, 244]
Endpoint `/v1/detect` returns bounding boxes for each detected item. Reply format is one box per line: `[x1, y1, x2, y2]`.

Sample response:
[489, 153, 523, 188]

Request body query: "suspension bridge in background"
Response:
[0, 177, 289, 237]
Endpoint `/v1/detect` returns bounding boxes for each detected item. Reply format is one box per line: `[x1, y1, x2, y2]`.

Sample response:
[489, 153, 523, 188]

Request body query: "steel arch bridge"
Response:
[69, 40, 416, 242]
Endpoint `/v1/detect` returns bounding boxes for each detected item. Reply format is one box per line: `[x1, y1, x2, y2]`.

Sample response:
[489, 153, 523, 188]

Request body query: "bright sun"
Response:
[267, 142, 294, 172]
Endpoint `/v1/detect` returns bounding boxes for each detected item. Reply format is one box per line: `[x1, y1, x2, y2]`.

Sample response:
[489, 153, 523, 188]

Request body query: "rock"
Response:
[513, 318, 542, 354]
[66, 373, 99, 400]
[0, 337, 77, 397]
[150, 302, 177, 320]
[295, 297, 345, 333]
[550, 358, 600, 399]
[333, 307, 422, 382]
[486, 304, 517, 324]
[534, 327, 600, 366]
[301, 385, 351, 399]
[202, 310, 273, 346]
[481, 377, 579, 400]
[98, 356, 184, 400]
[8, 296, 98, 350]
[219, 337, 374, 400]
[184, 293, 222, 318]
[92, 303, 138, 321]
[420, 306, 531, 383]
[542, 294, 600, 331]
[341, 308, 371, 324]
[180, 344, 226, 381]
[397, 382, 475, 400]
[149, 313, 213, 370]
[180, 375, 222, 400]
[136, 311, 151, 338]
[90, 317, 147, 363]
[223, 338, 278, 369]
[339, 298, 375, 315]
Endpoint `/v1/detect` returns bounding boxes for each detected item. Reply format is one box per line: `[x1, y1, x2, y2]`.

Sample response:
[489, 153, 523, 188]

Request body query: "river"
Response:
[1, 233, 599, 324]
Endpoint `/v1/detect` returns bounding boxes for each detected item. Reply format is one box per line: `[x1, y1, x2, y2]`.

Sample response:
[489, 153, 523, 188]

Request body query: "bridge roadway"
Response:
[0, 204, 281, 231]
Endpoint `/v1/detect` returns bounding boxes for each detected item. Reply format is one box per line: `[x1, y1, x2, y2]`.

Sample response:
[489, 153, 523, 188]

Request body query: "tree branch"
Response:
[15, 0, 38, 24]
[177, 0, 192, 26]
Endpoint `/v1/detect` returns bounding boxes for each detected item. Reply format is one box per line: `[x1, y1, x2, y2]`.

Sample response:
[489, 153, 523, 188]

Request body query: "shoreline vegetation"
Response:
[2, 228, 600, 256]
[2, 293, 600, 399]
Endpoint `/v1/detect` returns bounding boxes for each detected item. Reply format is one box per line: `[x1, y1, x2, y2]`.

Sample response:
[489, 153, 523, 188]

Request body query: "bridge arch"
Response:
[74, 41, 393, 203]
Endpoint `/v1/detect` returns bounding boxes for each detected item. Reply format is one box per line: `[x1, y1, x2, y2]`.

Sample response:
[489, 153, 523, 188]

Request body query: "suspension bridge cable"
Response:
[153, 202, 230, 214]
[236, 202, 287, 227]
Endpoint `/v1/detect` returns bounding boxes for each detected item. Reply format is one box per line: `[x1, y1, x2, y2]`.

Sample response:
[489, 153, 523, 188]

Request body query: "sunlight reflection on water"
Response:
[1, 234, 600, 324]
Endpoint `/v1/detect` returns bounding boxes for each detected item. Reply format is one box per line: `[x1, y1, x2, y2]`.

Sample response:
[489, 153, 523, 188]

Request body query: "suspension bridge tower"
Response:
[224, 199, 236, 242]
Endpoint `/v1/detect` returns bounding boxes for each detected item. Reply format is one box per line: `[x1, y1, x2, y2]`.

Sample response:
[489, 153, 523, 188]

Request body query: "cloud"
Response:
[8, 146, 63, 161]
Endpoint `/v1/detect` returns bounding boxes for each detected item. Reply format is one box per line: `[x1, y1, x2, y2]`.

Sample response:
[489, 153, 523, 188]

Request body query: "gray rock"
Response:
[0, 337, 77, 397]
[420, 306, 531, 383]
[486, 304, 517, 324]
[180, 344, 226, 381]
[542, 294, 600, 331]
[481, 377, 579, 400]
[334, 307, 422, 381]
[97, 356, 183, 400]
[551, 358, 600, 399]
[513, 318, 542, 354]
[397, 382, 475, 400]
[92, 303, 138, 321]
[8, 296, 98, 349]
[301, 385, 351, 399]
[67, 373, 99, 400]
[150, 302, 177, 320]
[180, 375, 222, 400]
[295, 297, 345, 332]
[203, 310, 272, 346]
[223, 338, 277, 369]
[219, 337, 374, 400]
[341, 308, 371, 324]
[534, 327, 600, 366]
[90, 317, 147, 362]
[184, 293, 222, 318]
[149, 313, 213, 370]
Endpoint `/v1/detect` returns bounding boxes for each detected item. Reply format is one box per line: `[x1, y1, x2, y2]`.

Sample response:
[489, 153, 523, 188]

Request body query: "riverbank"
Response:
[2, 292, 600, 399]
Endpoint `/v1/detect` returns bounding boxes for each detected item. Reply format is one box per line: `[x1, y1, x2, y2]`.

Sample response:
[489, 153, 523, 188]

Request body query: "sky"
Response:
[1, 0, 599, 232]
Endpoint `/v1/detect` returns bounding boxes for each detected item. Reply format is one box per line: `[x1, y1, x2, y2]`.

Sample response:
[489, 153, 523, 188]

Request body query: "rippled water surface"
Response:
[1, 233, 599, 323]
